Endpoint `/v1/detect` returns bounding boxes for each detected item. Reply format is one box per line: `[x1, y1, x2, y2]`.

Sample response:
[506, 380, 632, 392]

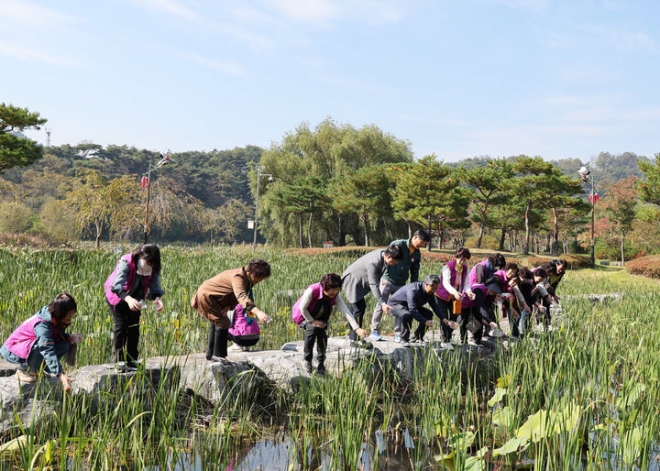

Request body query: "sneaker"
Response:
[241, 346, 251, 352]
[489, 329, 505, 338]
[440, 342, 455, 351]
[369, 330, 383, 341]
[410, 337, 428, 345]
[125, 361, 139, 372]
[450, 338, 460, 346]
[210, 356, 230, 365]
[115, 361, 127, 373]
[15, 369, 36, 383]
[393, 336, 403, 343]
[398, 340, 411, 347]
[228, 343, 242, 352]
[301, 360, 313, 373]
[316, 363, 327, 375]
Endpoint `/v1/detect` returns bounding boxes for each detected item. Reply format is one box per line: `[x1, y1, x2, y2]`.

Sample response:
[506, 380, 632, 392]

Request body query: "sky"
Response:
[1, 0, 659, 163]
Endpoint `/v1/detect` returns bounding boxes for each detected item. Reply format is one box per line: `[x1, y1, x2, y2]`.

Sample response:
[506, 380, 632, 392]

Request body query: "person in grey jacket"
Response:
[341, 244, 403, 347]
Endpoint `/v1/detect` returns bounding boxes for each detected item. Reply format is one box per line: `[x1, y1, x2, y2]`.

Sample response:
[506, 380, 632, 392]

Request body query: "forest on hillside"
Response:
[0, 109, 656, 261]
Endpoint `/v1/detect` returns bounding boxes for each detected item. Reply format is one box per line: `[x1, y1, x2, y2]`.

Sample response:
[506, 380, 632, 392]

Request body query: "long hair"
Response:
[48, 293, 77, 322]
[131, 244, 162, 274]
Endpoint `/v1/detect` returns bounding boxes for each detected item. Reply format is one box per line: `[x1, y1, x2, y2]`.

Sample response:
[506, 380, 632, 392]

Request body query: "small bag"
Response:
[465, 316, 482, 334]
[452, 299, 462, 315]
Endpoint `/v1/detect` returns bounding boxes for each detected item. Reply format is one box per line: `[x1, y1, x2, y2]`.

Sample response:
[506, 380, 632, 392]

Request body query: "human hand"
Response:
[153, 298, 164, 311]
[489, 321, 499, 330]
[125, 296, 142, 311]
[312, 320, 325, 328]
[382, 304, 391, 315]
[467, 291, 476, 301]
[356, 328, 367, 338]
[256, 311, 270, 324]
[60, 374, 73, 393]
[446, 320, 459, 330]
[69, 333, 83, 344]
[425, 320, 433, 328]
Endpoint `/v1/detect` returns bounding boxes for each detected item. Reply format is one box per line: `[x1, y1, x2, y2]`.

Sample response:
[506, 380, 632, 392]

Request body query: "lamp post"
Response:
[578, 165, 596, 269]
[142, 150, 171, 244]
[253, 166, 273, 248]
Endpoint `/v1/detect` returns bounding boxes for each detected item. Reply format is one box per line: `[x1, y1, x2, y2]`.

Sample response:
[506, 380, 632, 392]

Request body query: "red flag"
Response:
[589, 192, 599, 204]
[141, 176, 149, 189]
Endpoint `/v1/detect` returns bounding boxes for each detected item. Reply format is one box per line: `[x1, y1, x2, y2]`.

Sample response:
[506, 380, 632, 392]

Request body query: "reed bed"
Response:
[0, 246, 658, 470]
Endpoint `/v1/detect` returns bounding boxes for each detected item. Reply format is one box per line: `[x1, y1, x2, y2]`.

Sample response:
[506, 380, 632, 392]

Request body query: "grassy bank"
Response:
[0, 246, 658, 470]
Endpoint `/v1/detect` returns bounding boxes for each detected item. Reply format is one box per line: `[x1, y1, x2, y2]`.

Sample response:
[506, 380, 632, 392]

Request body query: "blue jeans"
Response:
[1, 341, 69, 374]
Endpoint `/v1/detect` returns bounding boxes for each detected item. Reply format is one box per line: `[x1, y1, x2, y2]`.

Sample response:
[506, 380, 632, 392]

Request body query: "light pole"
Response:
[253, 166, 273, 248]
[578, 165, 596, 268]
[142, 150, 171, 244]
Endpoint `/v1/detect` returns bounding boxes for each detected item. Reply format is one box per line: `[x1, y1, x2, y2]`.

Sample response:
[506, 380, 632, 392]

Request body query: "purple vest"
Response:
[435, 259, 468, 301]
[468, 259, 493, 287]
[3, 315, 55, 359]
[104, 253, 151, 306]
[229, 304, 261, 338]
[461, 283, 488, 309]
[292, 283, 337, 325]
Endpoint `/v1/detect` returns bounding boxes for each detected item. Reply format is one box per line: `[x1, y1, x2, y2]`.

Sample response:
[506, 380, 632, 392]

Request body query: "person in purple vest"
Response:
[468, 253, 506, 288]
[292, 273, 366, 375]
[1, 293, 80, 392]
[104, 244, 164, 373]
[434, 247, 475, 350]
[459, 280, 502, 346]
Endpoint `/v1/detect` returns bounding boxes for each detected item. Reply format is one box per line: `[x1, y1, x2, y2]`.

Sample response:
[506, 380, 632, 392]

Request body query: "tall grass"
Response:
[1, 246, 659, 469]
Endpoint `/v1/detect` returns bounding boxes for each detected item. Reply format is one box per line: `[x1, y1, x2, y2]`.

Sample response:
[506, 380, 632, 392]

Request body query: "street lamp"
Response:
[578, 165, 596, 269]
[253, 166, 273, 248]
[142, 150, 171, 243]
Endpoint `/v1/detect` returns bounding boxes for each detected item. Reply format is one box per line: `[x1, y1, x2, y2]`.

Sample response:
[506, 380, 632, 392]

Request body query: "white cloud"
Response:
[264, 0, 340, 24]
[0, 40, 78, 65]
[481, 0, 547, 10]
[187, 53, 248, 77]
[263, 0, 407, 26]
[0, 0, 77, 30]
[129, 0, 202, 21]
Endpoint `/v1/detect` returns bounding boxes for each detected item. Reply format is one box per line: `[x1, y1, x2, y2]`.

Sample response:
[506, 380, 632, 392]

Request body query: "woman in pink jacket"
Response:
[1, 293, 80, 393]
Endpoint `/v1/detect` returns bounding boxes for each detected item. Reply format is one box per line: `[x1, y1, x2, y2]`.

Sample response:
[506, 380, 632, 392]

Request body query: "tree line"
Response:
[1, 104, 656, 260]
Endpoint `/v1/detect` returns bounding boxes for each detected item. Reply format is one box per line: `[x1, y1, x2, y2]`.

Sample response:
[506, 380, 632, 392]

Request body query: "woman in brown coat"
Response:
[191, 259, 271, 361]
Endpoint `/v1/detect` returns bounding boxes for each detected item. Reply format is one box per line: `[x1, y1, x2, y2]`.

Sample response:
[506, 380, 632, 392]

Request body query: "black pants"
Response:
[347, 298, 366, 341]
[436, 297, 457, 342]
[303, 322, 327, 365]
[459, 289, 490, 345]
[111, 301, 141, 364]
[207, 324, 228, 359]
[390, 305, 431, 341]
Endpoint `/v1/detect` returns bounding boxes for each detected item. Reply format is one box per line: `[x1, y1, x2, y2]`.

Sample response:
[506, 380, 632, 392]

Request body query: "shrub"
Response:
[626, 255, 660, 279]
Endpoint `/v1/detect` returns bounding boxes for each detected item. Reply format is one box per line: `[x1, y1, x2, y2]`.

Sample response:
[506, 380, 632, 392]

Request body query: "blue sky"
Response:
[1, 0, 658, 162]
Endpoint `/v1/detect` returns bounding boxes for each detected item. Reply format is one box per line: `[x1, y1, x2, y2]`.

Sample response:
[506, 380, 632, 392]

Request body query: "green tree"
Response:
[637, 153, 660, 206]
[0, 104, 47, 172]
[329, 165, 392, 246]
[64, 170, 138, 248]
[460, 158, 514, 248]
[390, 156, 468, 249]
[0, 201, 33, 233]
[603, 176, 638, 264]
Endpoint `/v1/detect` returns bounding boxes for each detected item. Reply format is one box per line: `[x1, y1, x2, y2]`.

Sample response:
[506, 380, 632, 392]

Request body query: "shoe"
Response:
[228, 343, 242, 352]
[398, 340, 411, 347]
[393, 336, 403, 343]
[316, 363, 326, 375]
[410, 337, 428, 345]
[301, 360, 313, 373]
[210, 356, 230, 365]
[489, 329, 505, 338]
[369, 330, 383, 341]
[351, 339, 374, 350]
[241, 346, 251, 352]
[115, 361, 138, 373]
[440, 342, 454, 351]
[450, 338, 460, 346]
[15, 370, 36, 383]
